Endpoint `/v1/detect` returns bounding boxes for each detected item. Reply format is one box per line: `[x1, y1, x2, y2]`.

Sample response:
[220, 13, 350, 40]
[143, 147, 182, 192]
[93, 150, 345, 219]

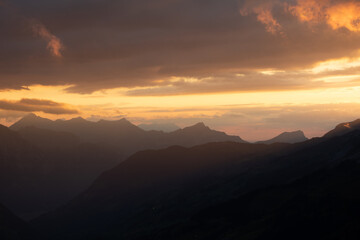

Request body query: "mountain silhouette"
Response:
[256, 130, 308, 144]
[11, 114, 246, 157]
[323, 118, 360, 138]
[2, 115, 245, 219]
[32, 124, 360, 240]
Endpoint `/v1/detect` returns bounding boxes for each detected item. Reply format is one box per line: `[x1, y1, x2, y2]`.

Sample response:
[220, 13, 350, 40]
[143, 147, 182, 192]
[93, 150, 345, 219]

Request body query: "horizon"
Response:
[2, 0, 360, 141]
[5, 112, 357, 142]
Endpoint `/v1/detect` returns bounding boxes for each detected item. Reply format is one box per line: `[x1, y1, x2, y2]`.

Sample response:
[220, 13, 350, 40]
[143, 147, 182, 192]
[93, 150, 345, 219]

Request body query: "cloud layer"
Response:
[0, 98, 79, 114]
[1, 0, 360, 94]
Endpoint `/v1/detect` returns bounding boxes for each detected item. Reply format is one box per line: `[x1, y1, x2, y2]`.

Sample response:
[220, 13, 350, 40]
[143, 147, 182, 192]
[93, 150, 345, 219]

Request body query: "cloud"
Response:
[31, 21, 64, 57]
[0, 98, 79, 114]
[240, 0, 284, 35]
[1, 0, 360, 94]
[243, 0, 360, 33]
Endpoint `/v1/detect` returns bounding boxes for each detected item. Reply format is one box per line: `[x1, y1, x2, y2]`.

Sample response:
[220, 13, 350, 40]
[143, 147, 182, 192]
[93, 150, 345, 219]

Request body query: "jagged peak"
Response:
[182, 122, 209, 130]
[20, 113, 50, 122]
[68, 116, 87, 122]
[192, 122, 207, 128]
[23, 113, 38, 119]
[117, 118, 131, 123]
[280, 130, 305, 136]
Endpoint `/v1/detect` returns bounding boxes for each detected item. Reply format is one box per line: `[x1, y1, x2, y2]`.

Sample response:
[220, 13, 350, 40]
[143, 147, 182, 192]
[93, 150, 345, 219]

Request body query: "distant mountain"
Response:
[11, 114, 247, 157]
[323, 119, 360, 138]
[0, 203, 34, 240]
[138, 123, 180, 132]
[0, 125, 120, 220]
[256, 130, 308, 144]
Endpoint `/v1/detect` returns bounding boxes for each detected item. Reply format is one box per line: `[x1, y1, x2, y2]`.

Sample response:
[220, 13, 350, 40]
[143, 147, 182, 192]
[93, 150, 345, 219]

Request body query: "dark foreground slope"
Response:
[33, 128, 360, 239]
[161, 150, 360, 240]
[0, 203, 35, 240]
[32, 142, 287, 240]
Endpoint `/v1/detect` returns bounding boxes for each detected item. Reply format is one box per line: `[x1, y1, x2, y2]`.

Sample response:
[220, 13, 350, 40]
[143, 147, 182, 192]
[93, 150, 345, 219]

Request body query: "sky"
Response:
[1, 0, 360, 141]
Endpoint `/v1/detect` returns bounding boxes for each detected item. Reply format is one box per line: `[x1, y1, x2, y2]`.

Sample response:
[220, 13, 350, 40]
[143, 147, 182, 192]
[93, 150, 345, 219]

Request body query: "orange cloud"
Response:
[0, 98, 78, 114]
[242, 0, 360, 34]
[289, 0, 360, 32]
[32, 22, 64, 57]
[326, 2, 360, 32]
[288, 0, 329, 23]
[240, 2, 283, 35]
[253, 6, 283, 34]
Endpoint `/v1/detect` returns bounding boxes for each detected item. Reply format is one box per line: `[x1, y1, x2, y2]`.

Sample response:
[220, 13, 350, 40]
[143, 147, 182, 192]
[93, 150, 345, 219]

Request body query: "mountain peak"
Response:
[10, 114, 53, 130]
[257, 130, 308, 144]
[190, 122, 207, 129]
[23, 113, 38, 119]
[69, 117, 87, 122]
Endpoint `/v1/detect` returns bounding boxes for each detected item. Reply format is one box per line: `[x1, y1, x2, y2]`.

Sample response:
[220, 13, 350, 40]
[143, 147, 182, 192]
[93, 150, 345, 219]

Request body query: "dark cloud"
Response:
[0, 98, 79, 114]
[1, 0, 360, 93]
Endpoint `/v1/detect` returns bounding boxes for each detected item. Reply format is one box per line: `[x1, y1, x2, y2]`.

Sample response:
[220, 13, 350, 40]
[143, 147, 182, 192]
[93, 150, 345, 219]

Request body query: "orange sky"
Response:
[1, 0, 360, 141]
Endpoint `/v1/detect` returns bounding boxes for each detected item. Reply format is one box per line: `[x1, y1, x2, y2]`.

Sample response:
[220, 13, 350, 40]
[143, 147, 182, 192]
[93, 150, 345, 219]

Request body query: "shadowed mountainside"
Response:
[323, 118, 360, 138]
[0, 203, 35, 240]
[158, 153, 360, 240]
[32, 126, 360, 240]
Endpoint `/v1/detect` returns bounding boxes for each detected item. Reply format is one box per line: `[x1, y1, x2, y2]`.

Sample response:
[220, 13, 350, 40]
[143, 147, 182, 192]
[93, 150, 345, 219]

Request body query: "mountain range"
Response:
[2, 116, 360, 239]
[1, 114, 245, 220]
[31, 119, 360, 239]
[10, 114, 246, 156]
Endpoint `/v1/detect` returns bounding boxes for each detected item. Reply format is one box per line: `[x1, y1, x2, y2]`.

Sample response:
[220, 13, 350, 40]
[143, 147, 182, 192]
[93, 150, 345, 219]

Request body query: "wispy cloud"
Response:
[240, 1, 283, 35]
[0, 98, 78, 114]
[31, 21, 64, 57]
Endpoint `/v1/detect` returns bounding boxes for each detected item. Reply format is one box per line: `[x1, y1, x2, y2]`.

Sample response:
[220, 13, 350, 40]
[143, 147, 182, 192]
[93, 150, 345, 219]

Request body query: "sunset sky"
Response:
[2, 0, 360, 141]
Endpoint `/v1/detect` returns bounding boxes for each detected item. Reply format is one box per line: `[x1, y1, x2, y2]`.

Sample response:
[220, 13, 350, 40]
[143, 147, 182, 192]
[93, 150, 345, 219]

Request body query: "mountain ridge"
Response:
[256, 130, 308, 144]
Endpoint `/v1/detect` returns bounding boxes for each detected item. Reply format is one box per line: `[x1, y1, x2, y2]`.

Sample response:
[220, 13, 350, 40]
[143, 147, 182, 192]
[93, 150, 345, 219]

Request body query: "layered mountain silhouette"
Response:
[256, 130, 308, 144]
[138, 123, 180, 132]
[31, 124, 360, 239]
[11, 114, 246, 157]
[3, 117, 360, 239]
[1, 114, 245, 220]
